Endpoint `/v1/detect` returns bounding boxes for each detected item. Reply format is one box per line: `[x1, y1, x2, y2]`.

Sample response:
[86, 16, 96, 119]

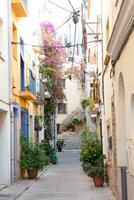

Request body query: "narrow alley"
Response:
[0, 132, 115, 200]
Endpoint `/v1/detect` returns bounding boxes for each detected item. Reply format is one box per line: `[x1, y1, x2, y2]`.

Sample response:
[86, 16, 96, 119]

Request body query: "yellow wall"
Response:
[11, 8, 40, 125]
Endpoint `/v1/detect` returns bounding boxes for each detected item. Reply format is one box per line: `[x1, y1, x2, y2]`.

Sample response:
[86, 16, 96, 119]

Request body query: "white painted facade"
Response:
[0, 0, 11, 185]
[56, 64, 83, 127]
[102, 0, 134, 199]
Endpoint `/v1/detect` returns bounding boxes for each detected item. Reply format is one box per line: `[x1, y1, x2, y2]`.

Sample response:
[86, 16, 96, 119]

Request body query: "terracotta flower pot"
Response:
[20, 168, 27, 178]
[93, 176, 104, 187]
[27, 169, 38, 179]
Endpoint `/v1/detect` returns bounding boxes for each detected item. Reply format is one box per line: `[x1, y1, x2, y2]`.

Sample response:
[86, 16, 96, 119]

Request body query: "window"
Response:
[58, 103, 67, 114]
[12, 23, 17, 60]
[21, 108, 29, 138]
[57, 124, 61, 134]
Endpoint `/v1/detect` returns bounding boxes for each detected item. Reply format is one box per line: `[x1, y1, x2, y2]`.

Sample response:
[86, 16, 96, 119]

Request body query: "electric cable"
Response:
[71, 23, 77, 69]
[55, 13, 73, 32]
[43, 13, 73, 35]
[87, 24, 96, 34]
[47, 0, 72, 13]
[67, 0, 76, 12]
[11, 40, 102, 49]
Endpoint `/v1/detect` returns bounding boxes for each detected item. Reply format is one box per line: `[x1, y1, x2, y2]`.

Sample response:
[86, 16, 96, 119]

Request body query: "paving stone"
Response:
[0, 132, 116, 200]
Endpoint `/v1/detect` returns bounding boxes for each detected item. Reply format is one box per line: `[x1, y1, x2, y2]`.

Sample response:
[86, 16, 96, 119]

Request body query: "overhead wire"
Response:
[47, 0, 72, 13]
[55, 13, 73, 32]
[87, 23, 96, 34]
[67, 0, 76, 12]
[71, 23, 77, 69]
[42, 13, 73, 35]
[11, 40, 102, 49]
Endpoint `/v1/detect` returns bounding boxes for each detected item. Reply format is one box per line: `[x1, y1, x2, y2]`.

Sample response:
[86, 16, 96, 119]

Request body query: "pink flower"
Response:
[40, 21, 55, 32]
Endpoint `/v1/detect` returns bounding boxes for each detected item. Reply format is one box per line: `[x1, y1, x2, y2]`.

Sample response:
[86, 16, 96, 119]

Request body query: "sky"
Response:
[20, 0, 101, 45]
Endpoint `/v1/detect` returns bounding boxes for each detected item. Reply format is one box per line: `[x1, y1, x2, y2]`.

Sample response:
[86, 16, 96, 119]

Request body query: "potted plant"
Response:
[86, 157, 105, 187]
[20, 137, 47, 179]
[40, 140, 58, 164]
[71, 116, 83, 131]
[65, 120, 75, 131]
[56, 139, 65, 152]
[80, 128, 105, 187]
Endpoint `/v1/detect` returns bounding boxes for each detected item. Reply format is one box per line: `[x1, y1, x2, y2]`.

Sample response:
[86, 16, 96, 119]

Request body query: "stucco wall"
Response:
[0, 110, 11, 185]
[114, 32, 134, 200]
[104, 28, 134, 200]
[56, 77, 82, 124]
[0, 0, 9, 103]
[0, 0, 11, 185]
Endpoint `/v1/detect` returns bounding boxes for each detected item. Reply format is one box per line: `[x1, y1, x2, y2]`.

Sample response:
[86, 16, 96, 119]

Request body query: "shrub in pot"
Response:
[20, 137, 47, 179]
[40, 140, 58, 164]
[86, 158, 106, 187]
[71, 116, 82, 125]
[80, 128, 105, 187]
[56, 139, 65, 152]
[40, 140, 53, 164]
[71, 116, 83, 131]
[51, 148, 58, 164]
[65, 121, 75, 131]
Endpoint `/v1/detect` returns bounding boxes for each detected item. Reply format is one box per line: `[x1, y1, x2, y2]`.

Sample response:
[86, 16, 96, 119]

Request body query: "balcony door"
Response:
[21, 108, 29, 138]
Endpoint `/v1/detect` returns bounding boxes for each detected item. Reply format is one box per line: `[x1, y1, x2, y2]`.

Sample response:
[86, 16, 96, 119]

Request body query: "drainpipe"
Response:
[100, 0, 104, 154]
[7, 0, 14, 184]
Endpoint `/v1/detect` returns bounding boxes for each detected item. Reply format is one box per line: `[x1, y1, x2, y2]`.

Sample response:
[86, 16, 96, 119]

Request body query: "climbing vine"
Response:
[39, 21, 66, 141]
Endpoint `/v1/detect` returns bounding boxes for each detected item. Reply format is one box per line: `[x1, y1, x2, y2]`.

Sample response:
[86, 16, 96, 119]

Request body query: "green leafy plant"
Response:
[51, 148, 58, 164]
[89, 98, 94, 112]
[71, 116, 82, 125]
[20, 137, 47, 177]
[57, 139, 65, 152]
[65, 116, 83, 131]
[80, 128, 105, 179]
[81, 98, 90, 109]
[65, 121, 75, 130]
[86, 159, 105, 177]
[57, 139, 65, 147]
[40, 140, 58, 164]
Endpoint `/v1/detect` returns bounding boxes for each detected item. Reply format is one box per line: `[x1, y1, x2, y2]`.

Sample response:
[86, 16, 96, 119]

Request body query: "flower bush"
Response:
[39, 21, 66, 141]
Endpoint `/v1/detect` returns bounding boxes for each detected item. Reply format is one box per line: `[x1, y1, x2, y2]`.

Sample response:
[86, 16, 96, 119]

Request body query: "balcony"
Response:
[12, 0, 28, 17]
[19, 89, 36, 101]
[20, 68, 37, 101]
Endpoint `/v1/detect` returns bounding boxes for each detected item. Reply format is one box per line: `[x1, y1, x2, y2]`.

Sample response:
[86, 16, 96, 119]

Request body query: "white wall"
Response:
[0, 109, 11, 185]
[0, 0, 9, 103]
[0, 0, 11, 185]
[57, 76, 82, 124]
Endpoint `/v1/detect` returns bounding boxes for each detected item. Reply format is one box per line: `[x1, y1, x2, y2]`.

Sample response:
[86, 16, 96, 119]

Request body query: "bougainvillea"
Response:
[39, 21, 66, 141]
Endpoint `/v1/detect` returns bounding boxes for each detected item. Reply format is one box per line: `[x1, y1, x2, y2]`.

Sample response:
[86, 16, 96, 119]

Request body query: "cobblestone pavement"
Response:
[0, 150, 115, 200]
